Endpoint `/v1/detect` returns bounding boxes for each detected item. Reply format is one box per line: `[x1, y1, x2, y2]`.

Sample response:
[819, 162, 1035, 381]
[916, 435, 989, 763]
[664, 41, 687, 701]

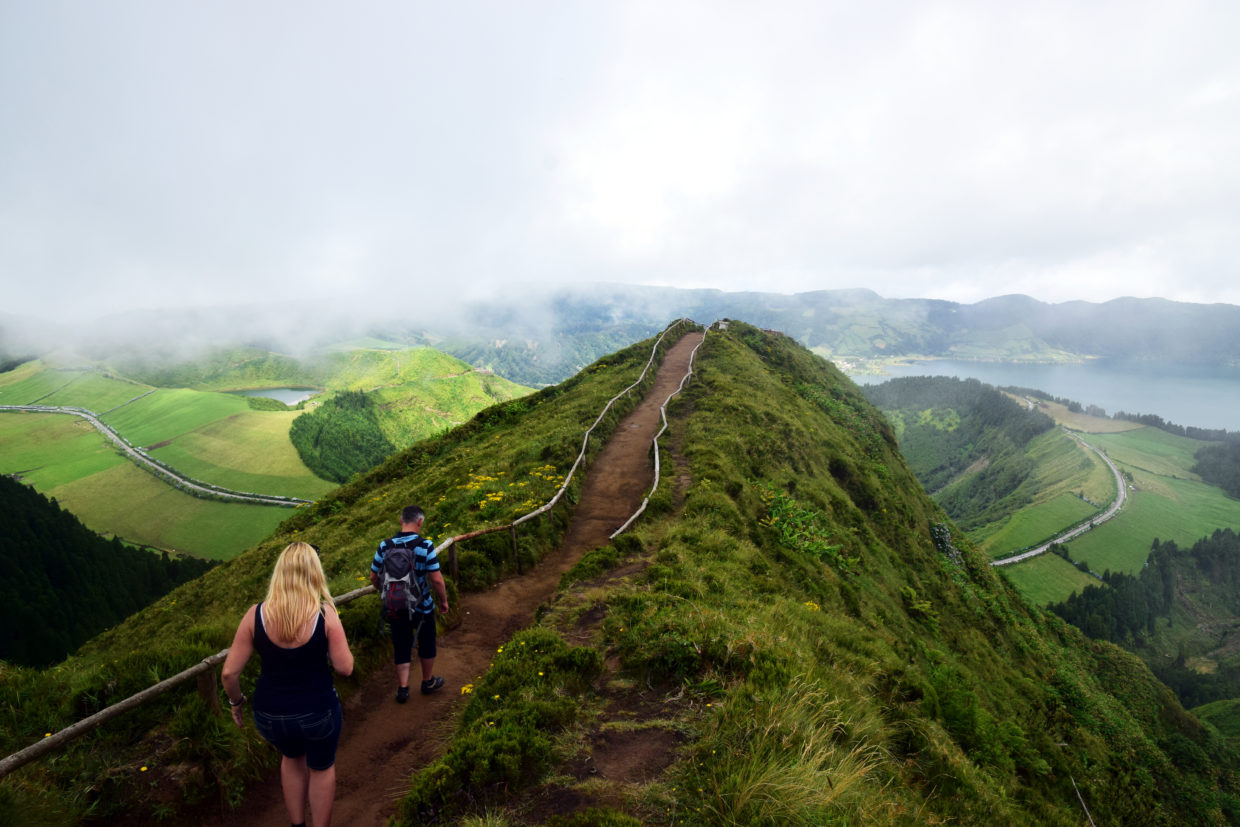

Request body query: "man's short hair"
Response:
[400, 505, 425, 526]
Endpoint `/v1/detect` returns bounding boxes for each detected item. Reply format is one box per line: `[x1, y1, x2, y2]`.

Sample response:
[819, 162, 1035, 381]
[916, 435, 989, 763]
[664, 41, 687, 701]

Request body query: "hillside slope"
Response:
[1, 322, 1236, 825]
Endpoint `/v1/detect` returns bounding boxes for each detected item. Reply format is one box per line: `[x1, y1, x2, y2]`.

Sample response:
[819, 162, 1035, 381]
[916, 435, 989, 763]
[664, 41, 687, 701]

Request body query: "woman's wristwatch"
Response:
[229, 694, 246, 708]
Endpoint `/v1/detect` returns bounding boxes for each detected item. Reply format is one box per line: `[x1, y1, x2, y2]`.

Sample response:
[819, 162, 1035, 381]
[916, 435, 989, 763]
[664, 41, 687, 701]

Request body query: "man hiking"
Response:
[370, 505, 449, 702]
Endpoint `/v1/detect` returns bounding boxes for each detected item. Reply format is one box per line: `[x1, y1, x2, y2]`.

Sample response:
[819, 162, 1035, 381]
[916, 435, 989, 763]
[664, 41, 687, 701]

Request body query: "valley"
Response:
[0, 346, 528, 559]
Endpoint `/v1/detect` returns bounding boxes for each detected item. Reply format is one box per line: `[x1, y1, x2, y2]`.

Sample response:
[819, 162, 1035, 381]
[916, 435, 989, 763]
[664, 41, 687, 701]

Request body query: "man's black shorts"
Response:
[390, 609, 436, 665]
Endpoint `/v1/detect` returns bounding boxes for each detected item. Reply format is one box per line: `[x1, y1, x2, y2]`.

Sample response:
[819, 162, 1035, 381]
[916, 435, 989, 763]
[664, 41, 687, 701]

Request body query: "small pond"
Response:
[232, 387, 320, 405]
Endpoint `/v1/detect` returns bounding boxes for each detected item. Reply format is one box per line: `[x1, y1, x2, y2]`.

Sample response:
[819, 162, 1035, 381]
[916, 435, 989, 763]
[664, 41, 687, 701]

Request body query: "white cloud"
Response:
[1, 0, 1238, 321]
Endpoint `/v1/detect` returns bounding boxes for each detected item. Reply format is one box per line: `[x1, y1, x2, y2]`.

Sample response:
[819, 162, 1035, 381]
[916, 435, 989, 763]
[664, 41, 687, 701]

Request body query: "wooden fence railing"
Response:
[0, 318, 698, 782]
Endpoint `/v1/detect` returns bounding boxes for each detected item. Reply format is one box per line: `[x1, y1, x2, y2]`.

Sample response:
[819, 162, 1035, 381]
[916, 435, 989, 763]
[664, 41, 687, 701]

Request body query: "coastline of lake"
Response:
[849, 359, 1240, 433]
[231, 387, 320, 405]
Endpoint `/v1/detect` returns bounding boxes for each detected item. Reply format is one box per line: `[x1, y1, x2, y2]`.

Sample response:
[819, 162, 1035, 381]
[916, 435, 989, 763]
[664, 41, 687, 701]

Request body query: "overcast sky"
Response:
[2, 1, 1237, 322]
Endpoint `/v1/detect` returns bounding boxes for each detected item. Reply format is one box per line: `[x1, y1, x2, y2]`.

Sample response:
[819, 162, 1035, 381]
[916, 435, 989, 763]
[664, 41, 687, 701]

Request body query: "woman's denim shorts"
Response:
[253, 697, 343, 771]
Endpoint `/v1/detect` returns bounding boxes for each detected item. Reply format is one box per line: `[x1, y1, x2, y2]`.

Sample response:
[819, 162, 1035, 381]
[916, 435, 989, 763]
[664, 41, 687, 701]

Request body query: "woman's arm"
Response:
[323, 604, 354, 676]
[220, 605, 256, 728]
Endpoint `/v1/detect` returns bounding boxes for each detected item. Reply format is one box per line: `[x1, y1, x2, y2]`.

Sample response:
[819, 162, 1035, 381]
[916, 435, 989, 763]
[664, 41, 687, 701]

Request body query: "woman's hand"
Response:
[228, 694, 246, 728]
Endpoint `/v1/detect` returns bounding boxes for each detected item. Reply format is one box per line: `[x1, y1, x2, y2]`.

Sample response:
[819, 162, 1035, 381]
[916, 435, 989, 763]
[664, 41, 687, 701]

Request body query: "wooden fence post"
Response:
[511, 525, 521, 574]
[197, 669, 221, 717]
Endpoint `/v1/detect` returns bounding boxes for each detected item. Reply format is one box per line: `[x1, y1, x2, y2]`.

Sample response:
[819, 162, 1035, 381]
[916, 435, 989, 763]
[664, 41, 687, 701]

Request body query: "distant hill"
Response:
[7, 287, 1240, 388]
[5, 322, 1238, 825]
[0, 475, 214, 666]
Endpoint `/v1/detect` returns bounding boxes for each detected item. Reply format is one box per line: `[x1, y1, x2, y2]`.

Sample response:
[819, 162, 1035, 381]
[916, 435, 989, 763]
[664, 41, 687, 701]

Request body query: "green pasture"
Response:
[969, 429, 1113, 557]
[100, 387, 252, 447]
[1086, 426, 1207, 481]
[1065, 480, 1240, 575]
[998, 552, 1101, 607]
[371, 372, 530, 448]
[973, 492, 1096, 557]
[36, 371, 151, 412]
[51, 461, 291, 560]
[145, 410, 335, 499]
[322, 346, 473, 391]
[0, 412, 289, 559]
[1034, 430, 1116, 505]
[0, 412, 127, 487]
[0, 361, 78, 404]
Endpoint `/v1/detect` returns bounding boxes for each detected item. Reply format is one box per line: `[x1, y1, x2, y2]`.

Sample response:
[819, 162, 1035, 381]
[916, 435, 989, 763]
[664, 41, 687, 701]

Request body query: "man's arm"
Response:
[427, 570, 449, 614]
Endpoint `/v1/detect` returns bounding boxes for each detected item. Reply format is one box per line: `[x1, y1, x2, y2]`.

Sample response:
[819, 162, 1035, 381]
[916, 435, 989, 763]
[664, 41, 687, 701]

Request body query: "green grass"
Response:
[0, 413, 128, 488]
[0, 362, 79, 404]
[34, 372, 152, 412]
[1065, 480, 1240, 575]
[144, 410, 335, 499]
[966, 428, 1113, 557]
[0, 411, 300, 559]
[998, 552, 1101, 607]
[100, 388, 252, 447]
[1087, 427, 1206, 481]
[50, 462, 293, 560]
[972, 492, 1097, 556]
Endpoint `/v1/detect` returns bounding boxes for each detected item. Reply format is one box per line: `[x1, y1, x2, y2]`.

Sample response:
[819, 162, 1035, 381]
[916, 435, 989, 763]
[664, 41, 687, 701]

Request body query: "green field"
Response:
[143, 410, 335, 499]
[0, 413, 290, 559]
[1088, 426, 1207, 480]
[100, 387, 253, 446]
[0, 412, 128, 487]
[970, 428, 1114, 557]
[1065, 480, 1240, 575]
[997, 552, 1101, 608]
[51, 462, 293, 560]
[0, 362, 152, 410]
[1001, 425, 1240, 603]
[973, 491, 1097, 556]
[0, 352, 530, 560]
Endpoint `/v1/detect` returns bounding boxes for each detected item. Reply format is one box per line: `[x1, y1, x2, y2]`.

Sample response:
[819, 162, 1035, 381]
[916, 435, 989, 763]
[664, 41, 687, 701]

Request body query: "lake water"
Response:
[849, 360, 1240, 433]
[232, 388, 319, 405]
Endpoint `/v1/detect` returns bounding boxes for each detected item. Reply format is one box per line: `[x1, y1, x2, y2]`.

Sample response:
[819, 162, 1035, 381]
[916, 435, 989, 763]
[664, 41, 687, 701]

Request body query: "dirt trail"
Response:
[201, 331, 703, 827]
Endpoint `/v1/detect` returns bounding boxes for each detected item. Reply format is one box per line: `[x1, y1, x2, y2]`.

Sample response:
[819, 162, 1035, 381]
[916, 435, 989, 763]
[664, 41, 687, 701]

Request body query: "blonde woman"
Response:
[222, 542, 354, 827]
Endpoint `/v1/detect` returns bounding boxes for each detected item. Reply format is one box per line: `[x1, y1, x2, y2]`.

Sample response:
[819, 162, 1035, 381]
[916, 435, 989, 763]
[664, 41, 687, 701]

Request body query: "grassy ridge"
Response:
[392, 322, 1239, 825]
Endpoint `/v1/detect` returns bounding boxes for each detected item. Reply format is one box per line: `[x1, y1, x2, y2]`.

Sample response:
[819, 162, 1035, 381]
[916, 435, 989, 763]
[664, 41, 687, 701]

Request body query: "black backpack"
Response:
[378, 539, 425, 622]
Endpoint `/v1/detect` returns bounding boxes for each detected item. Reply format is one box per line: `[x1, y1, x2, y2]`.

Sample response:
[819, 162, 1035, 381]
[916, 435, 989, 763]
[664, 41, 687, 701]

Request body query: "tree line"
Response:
[1049, 529, 1240, 708]
[288, 390, 396, 483]
[0, 475, 215, 667]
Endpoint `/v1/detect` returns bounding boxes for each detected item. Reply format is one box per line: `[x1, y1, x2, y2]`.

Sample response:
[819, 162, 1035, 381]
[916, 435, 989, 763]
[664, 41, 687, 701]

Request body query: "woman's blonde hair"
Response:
[263, 542, 334, 644]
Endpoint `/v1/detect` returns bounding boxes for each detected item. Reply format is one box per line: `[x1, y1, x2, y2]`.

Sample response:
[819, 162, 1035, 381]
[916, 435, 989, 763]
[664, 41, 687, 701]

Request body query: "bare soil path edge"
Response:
[199, 331, 704, 827]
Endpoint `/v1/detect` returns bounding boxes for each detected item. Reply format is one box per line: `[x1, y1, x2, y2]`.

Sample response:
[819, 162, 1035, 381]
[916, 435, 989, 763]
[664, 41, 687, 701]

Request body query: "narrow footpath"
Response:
[200, 330, 704, 827]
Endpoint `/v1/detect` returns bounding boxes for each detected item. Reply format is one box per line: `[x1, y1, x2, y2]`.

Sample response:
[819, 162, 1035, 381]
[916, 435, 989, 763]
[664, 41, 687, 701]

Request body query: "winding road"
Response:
[0, 404, 311, 507]
[991, 428, 1128, 567]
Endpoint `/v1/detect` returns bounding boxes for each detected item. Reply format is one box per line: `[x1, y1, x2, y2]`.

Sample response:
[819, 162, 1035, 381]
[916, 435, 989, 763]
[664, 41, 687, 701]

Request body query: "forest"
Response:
[1049, 529, 1240, 707]
[0, 475, 214, 667]
[1193, 439, 1240, 500]
[861, 375, 1055, 529]
[288, 390, 397, 482]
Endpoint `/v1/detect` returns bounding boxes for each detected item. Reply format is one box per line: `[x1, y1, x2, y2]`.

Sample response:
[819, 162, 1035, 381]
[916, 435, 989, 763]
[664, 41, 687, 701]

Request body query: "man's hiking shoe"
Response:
[421, 676, 445, 695]
[395, 686, 410, 704]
